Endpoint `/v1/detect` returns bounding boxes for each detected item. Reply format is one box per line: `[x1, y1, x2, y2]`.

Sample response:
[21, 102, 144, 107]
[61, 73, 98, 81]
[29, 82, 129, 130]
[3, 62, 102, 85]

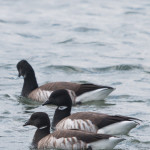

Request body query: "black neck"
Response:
[32, 126, 50, 148]
[52, 106, 71, 128]
[21, 73, 38, 97]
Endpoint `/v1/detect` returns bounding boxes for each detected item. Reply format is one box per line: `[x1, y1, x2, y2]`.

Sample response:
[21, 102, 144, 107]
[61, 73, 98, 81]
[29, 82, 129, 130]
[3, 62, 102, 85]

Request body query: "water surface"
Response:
[0, 0, 150, 149]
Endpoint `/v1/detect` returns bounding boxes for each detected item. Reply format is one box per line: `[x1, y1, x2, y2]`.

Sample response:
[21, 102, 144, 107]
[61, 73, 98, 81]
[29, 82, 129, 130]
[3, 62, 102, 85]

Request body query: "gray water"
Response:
[0, 0, 150, 149]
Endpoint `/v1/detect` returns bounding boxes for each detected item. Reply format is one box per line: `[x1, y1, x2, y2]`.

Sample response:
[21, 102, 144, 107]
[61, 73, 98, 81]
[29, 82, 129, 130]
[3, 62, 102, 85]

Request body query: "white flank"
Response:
[76, 88, 115, 103]
[97, 121, 138, 135]
[88, 137, 124, 149]
[38, 135, 87, 150]
[67, 89, 76, 105]
[29, 89, 52, 102]
[56, 118, 98, 133]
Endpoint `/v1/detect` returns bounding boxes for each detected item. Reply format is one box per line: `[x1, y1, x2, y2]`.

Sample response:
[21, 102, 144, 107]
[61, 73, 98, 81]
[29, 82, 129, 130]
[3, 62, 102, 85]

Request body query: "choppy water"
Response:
[0, 0, 150, 149]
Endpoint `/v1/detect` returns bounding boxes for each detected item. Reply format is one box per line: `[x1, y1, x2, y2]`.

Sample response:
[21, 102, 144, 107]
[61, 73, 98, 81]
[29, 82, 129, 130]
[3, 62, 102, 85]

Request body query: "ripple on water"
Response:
[43, 65, 84, 73]
[0, 19, 7, 23]
[93, 64, 143, 72]
[76, 41, 106, 46]
[17, 33, 41, 39]
[110, 94, 131, 99]
[74, 27, 100, 32]
[57, 38, 74, 44]
[42, 64, 145, 75]
[84, 100, 115, 107]
[0, 64, 13, 69]
[17, 96, 41, 106]
[0, 19, 29, 24]
[124, 11, 145, 15]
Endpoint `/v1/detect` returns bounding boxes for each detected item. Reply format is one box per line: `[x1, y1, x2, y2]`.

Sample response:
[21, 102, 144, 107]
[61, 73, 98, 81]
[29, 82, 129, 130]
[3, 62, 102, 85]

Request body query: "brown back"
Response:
[66, 112, 108, 126]
[39, 82, 80, 93]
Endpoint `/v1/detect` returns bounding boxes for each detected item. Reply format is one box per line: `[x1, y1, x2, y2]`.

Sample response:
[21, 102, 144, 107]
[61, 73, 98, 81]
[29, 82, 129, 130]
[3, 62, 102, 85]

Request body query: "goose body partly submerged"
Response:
[43, 89, 141, 135]
[17, 60, 115, 104]
[23, 112, 124, 150]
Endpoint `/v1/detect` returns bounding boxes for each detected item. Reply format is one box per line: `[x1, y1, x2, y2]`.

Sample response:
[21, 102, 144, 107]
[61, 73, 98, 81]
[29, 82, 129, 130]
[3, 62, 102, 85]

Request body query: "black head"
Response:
[17, 60, 35, 78]
[23, 112, 50, 129]
[43, 89, 72, 107]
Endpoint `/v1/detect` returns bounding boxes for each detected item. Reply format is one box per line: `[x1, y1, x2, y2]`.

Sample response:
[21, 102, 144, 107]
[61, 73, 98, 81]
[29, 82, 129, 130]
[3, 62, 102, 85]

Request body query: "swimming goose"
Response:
[43, 89, 141, 135]
[23, 112, 124, 149]
[17, 60, 115, 103]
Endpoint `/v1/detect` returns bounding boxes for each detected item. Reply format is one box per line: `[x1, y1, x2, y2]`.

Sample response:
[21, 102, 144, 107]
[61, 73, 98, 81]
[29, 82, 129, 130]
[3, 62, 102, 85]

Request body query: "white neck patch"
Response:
[39, 126, 48, 130]
[58, 106, 68, 110]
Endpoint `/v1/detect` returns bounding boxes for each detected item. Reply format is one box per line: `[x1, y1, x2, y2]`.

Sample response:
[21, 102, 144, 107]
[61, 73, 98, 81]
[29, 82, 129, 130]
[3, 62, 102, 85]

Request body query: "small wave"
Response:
[17, 96, 41, 111]
[0, 19, 7, 23]
[0, 64, 13, 69]
[137, 124, 150, 130]
[81, 41, 106, 46]
[43, 64, 144, 74]
[84, 100, 115, 107]
[127, 100, 145, 103]
[124, 11, 145, 15]
[44, 65, 84, 73]
[131, 138, 150, 144]
[74, 27, 100, 32]
[57, 38, 74, 44]
[12, 20, 29, 25]
[52, 23, 61, 26]
[3, 94, 11, 98]
[0, 19, 29, 24]
[93, 64, 143, 72]
[2, 111, 11, 115]
[17, 33, 40, 39]
[110, 95, 131, 99]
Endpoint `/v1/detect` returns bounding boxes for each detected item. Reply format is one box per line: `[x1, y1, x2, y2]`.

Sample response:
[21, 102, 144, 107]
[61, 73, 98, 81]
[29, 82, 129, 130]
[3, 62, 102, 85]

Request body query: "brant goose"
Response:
[17, 60, 115, 103]
[43, 89, 141, 135]
[23, 112, 124, 149]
